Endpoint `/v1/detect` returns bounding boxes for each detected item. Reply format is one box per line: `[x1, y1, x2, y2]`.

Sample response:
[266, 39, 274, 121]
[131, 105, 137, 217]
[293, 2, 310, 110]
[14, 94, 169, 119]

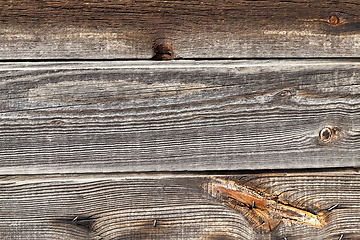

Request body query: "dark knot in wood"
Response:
[152, 42, 174, 60]
[319, 126, 340, 142]
[320, 127, 333, 141]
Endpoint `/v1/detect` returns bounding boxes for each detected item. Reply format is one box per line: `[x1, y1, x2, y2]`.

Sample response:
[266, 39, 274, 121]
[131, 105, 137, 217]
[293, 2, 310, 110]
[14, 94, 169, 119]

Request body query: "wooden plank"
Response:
[0, 171, 359, 239]
[0, 60, 360, 174]
[0, 0, 359, 59]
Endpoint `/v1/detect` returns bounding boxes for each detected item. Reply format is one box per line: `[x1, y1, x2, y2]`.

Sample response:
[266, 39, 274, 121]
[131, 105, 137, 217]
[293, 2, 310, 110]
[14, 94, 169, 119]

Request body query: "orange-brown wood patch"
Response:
[205, 177, 326, 233]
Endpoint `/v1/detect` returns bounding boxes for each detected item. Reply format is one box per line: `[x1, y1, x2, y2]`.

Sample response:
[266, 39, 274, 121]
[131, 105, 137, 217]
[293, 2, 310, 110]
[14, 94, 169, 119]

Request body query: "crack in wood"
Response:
[205, 178, 325, 233]
[54, 215, 94, 232]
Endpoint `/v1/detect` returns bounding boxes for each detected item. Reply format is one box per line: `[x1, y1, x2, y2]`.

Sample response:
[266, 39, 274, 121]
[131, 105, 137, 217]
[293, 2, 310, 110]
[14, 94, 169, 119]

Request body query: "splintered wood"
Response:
[205, 178, 326, 233]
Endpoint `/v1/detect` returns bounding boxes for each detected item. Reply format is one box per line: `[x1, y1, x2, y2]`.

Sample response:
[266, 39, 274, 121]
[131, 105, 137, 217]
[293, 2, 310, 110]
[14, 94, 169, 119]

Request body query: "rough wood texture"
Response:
[0, 172, 359, 239]
[0, 0, 360, 59]
[1, 60, 360, 174]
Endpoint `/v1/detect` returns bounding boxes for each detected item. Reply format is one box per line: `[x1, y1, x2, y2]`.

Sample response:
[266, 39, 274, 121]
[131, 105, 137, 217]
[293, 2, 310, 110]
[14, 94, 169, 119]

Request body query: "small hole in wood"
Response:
[319, 127, 333, 142]
[329, 15, 340, 26]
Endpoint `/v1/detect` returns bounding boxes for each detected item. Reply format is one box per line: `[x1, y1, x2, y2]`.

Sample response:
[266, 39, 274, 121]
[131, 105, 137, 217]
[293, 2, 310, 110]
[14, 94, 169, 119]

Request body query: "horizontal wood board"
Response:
[0, 171, 359, 239]
[0, 60, 360, 174]
[0, 0, 360, 59]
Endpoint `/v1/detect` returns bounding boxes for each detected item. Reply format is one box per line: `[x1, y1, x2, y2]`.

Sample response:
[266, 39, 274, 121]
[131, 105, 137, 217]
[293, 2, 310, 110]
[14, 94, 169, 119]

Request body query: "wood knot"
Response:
[328, 15, 340, 26]
[279, 89, 294, 98]
[152, 42, 174, 60]
[319, 126, 340, 142]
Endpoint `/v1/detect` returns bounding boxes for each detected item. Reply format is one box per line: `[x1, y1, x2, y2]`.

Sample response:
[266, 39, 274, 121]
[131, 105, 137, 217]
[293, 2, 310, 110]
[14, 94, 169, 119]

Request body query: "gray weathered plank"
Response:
[0, 0, 359, 59]
[0, 60, 360, 174]
[0, 172, 359, 239]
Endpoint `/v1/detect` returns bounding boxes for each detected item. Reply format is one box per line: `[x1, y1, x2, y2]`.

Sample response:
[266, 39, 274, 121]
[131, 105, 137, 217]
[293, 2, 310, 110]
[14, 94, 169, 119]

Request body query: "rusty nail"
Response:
[252, 200, 255, 209]
[339, 234, 344, 240]
[329, 15, 340, 26]
[328, 203, 339, 211]
[73, 216, 78, 222]
[319, 127, 334, 142]
[153, 219, 157, 227]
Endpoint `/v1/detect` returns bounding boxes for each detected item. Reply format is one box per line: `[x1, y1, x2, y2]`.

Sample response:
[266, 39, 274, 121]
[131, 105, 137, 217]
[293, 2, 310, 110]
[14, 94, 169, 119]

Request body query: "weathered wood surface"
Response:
[0, 0, 360, 59]
[0, 172, 359, 239]
[1, 60, 359, 174]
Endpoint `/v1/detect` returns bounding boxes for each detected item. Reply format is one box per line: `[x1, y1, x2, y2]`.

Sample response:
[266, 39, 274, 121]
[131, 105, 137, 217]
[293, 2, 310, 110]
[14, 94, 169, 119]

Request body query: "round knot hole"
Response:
[319, 127, 337, 142]
[329, 15, 340, 26]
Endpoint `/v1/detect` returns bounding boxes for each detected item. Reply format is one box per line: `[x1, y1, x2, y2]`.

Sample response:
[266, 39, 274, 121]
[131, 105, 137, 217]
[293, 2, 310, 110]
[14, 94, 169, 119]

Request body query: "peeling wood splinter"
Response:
[206, 178, 325, 233]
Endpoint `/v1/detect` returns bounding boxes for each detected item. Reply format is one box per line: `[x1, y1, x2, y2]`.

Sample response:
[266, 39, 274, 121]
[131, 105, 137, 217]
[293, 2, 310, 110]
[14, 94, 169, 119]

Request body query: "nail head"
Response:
[328, 203, 339, 211]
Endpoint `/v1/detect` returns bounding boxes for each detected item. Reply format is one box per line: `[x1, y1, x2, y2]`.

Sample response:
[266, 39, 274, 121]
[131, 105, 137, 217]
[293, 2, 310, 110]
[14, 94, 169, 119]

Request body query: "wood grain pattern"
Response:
[0, 172, 359, 239]
[0, 0, 360, 59]
[1, 60, 360, 174]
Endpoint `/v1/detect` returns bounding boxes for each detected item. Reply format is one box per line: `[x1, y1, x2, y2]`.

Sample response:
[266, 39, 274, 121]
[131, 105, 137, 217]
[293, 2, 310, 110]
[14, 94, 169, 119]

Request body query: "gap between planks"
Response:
[0, 167, 359, 183]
